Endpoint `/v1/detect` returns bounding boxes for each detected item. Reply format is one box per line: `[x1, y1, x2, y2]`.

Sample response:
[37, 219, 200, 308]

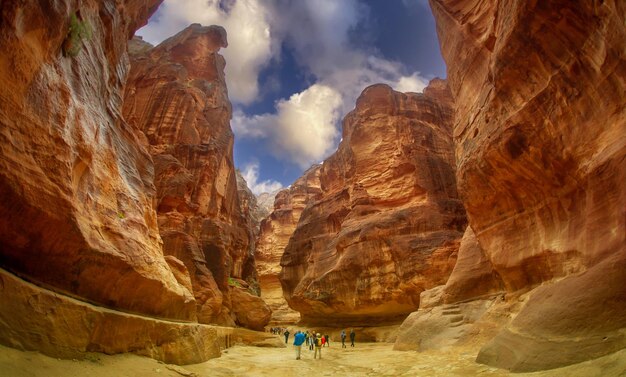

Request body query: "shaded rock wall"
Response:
[123, 25, 269, 328]
[256, 165, 323, 325]
[0, 0, 200, 320]
[426, 0, 626, 371]
[236, 170, 267, 240]
[280, 80, 467, 326]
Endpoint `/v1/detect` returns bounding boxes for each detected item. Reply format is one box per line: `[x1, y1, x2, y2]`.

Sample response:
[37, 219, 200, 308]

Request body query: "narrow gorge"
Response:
[0, 0, 624, 375]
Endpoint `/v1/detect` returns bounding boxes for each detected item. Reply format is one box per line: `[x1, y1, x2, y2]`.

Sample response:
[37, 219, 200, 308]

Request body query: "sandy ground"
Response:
[1, 342, 625, 377]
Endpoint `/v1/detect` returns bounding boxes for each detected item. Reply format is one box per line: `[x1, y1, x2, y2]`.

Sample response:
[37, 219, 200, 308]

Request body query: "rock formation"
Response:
[0, 0, 239, 364]
[441, 227, 504, 304]
[403, 0, 626, 371]
[236, 170, 267, 238]
[256, 190, 281, 218]
[256, 165, 323, 325]
[280, 80, 467, 326]
[123, 25, 270, 328]
[0, 0, 200, 319]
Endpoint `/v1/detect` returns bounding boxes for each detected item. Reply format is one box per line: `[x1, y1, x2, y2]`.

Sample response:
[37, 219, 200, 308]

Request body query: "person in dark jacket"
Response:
[350, 329, 356, 347]
[284, 329, 290, 344]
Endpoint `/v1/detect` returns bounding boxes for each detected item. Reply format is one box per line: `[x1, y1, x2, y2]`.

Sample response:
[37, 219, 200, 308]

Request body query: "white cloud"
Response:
[273, 84, 342, 168]
[233, 84, 342, 168]
[394, 72, 429, 93]
[241, 161, 283, 195]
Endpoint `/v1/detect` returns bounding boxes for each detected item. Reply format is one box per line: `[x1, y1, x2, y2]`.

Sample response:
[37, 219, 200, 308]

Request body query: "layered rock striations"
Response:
[280, 81, 467, 326]
[0, 0, 201, 319]
[123, 25, 270, 329]
[256, 165, 323, 325]
[424, 0, 626, 371]
[236, 171, 263, 237]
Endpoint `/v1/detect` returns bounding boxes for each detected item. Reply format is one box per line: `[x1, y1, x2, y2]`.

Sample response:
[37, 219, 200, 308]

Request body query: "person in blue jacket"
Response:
[293, 331, 306, 360]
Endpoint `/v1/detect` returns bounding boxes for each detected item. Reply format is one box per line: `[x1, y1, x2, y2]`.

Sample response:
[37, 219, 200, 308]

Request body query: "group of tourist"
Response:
[269, 327, 289, 336]
[289, 329, 356, 360]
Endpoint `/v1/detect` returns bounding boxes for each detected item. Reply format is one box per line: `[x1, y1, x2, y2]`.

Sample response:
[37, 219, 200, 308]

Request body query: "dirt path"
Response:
[1, 342, 624, 377]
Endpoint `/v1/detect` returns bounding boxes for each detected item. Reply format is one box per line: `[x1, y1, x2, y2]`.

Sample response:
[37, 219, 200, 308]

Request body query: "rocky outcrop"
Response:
[280, 80, 467, 326]
[442, 227, 504, 304]
[426, 0, 626, 371]
[0, 0, 200, 321]
[256, 190, 280, 218]
[123, 25, 269, 328]
[0, 267, 283, 364]
[236, 171, 266, 238]
[230, 285, 272, 331]
[256, 165, 323, 325]
[0, 268, 221, 365]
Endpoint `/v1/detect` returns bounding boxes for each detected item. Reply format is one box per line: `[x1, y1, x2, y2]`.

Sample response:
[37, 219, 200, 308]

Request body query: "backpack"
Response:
[315, 337, 322, 347]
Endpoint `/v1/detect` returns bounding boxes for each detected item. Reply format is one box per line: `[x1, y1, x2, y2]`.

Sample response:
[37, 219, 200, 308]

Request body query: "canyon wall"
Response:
[280, 80, 467, 326]
[0, 0, 231, 363]
[123, 25, 270, 330]
[0, 0, 201, 320]
[256, 165, 323, 325]
[0, 0, 270, 362]
[418, 0, 626, 371]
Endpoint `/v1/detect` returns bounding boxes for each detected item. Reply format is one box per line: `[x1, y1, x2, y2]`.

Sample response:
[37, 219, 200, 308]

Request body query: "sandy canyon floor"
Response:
[1, 341, 625, 377]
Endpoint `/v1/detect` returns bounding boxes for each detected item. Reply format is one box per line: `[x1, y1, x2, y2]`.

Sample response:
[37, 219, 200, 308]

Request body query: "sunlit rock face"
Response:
[0, 0, 201, 320]
[123, 24, 269, 328]
[256, 165, 323, 325]
[441, 226, 504, 304]
[280, 80, 467, 326]
[429, 0, 626, 371]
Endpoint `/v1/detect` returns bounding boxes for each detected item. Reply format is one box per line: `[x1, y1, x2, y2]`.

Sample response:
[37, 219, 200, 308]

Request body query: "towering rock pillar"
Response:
[256, 165, 323, 325]
[280, 80, 467, 326]
[123, 25, 270, 329]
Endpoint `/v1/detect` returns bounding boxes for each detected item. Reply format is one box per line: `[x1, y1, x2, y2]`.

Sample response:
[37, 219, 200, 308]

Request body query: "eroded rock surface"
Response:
[256, 165, 323, 325]
[280, 80, 467, 326]
[0, 0, 199, 320]
[0, 268, 221, 365]
[123, 25, 269, 328]
[427, 0, 626, 370]
[442, 227, 504, 304]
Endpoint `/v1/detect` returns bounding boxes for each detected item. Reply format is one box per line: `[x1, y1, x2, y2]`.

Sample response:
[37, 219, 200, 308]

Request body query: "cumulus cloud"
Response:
[234, 84, 342, 168]
[137, 0, 276, 104]
[241, 161, 283, 195]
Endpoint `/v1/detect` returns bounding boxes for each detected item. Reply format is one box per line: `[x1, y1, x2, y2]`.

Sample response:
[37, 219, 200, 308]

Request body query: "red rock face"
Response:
[256, 165, 323, 325]
[429, 0, 626, 370]
[0, 0, 200, 320]
[442, 227, 504, 304]
[123, 25, 269, 327]
[280, 80, 467, 326]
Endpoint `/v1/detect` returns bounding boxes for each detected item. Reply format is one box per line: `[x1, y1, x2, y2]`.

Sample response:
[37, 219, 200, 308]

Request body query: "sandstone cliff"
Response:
[0, 0, 203, 319]
[123, 25, 270, 329]
[280, 80, 467, 326]
[0, 0, 244, 364]
[408, 0, 626, 371]
[256, 165, 323, 325]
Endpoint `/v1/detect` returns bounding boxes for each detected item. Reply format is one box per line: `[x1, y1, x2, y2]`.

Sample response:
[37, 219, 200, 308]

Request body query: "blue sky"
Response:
[137, 0, 445, 194]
